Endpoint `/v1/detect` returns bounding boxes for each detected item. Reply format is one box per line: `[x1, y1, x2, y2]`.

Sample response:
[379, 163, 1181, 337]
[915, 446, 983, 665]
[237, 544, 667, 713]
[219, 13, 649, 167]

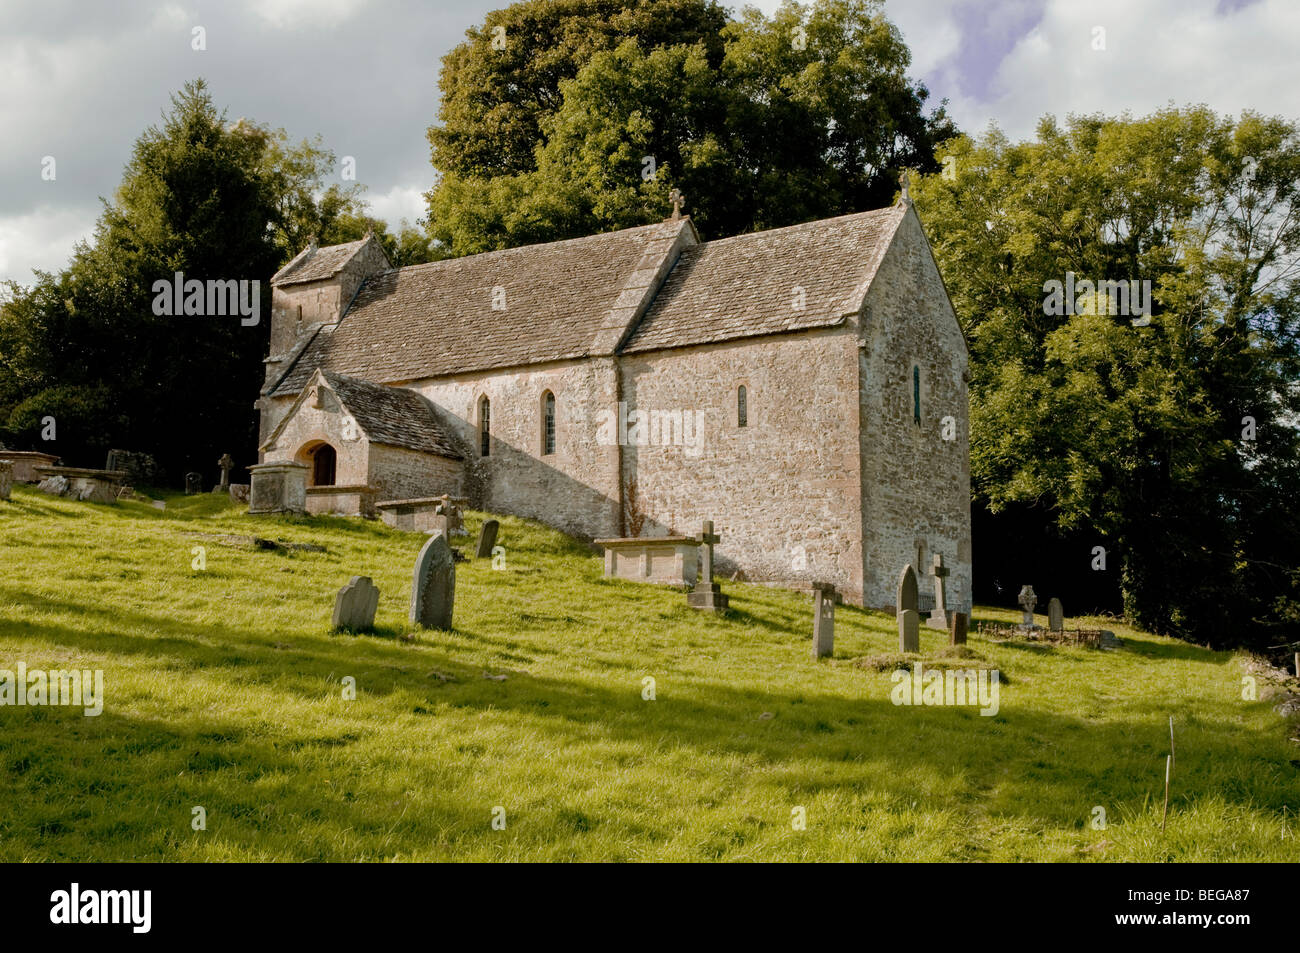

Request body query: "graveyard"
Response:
[0, 485, 1296, 862]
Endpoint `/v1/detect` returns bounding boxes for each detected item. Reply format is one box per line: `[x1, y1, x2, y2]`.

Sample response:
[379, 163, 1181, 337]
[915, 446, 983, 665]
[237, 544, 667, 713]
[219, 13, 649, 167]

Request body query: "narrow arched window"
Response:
[912, 366, 921, 424]
[479, 396, 491, 457]
[737, 385, 748, 427]
[542, 391, 556, 455]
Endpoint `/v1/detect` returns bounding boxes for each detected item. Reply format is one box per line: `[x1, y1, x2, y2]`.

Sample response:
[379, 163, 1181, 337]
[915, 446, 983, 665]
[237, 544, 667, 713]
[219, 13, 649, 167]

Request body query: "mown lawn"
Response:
[0, 484, 1296, 861]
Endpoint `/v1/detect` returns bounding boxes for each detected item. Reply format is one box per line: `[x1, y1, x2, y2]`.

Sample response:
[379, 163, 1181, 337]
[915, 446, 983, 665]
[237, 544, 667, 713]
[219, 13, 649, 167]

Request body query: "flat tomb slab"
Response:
[34, 466, 127, 503]
[594, 536, 699, 587]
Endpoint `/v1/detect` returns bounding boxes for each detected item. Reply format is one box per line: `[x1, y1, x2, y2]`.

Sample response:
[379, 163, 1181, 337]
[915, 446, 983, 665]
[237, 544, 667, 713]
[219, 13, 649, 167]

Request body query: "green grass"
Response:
[1, 484, 1297, 861]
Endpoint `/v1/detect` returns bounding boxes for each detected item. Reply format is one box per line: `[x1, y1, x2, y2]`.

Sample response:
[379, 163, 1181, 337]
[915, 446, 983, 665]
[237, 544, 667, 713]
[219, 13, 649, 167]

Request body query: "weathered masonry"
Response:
[256, 195, 971, 611]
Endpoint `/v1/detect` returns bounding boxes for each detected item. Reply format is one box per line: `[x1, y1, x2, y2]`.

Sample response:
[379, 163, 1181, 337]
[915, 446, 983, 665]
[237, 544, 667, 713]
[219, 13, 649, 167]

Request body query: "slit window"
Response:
[479, 396, 491, 457]
[543, 391, 556, 455]
[737, 385, 748, 428]
[912, 366, 921, 424]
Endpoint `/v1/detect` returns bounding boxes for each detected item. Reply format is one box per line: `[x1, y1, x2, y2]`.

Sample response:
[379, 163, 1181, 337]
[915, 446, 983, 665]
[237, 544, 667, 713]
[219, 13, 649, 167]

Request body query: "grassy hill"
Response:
[1, 485, 1296, 861]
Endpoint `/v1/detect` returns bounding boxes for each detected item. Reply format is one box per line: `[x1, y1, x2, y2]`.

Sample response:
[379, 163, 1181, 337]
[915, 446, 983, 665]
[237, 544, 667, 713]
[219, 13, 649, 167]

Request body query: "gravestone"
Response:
[410, 533, 455, 629]
[185, 471, 203, 495]
[428, 512, 451, 539]
[229, 484, 250, 504]
[812, 582, 835, 659]
[0, 460, 12, 502]
[898, 608, 920, 653]
[896, 564, 918, 614]
[1048, 597, 1064, 634]
[949, 611, 969, 646]
[687, 519, 729, 611]
[1018, 585, 1038, 629]
[214, 453, 234, 493]
[927, 553, 950, 629]
[332, 576, 380, 632]
[475, 519, 499, 558]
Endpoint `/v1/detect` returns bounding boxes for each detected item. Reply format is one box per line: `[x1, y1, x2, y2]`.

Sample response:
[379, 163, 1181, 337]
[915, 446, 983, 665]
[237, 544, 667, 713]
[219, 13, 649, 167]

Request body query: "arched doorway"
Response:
[310, 443, 337, 487]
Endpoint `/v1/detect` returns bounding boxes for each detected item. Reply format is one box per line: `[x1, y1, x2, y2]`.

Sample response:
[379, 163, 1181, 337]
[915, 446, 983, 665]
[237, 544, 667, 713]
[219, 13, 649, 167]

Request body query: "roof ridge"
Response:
[375, 220, 680, 279]
[690, 206, 903, 251]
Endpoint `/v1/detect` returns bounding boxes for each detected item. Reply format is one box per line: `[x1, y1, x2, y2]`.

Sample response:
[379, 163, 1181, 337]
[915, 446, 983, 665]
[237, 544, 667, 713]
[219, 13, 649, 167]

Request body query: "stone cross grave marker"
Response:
[927, 553, 950, 629]
[812, 582, 835, 659]
[0, 460, 12, 502]
[687, 519, 729, 611]
[332, 576, 380, 632]
[410, 533, 455, 629]
[475, 519, 499, 558]
[949, 611, 969, 646]
[216, 453, 234, 491]
[1048, 597, 1064, 633]
[896, 563, 918, 614]
[898, 608, 920, 653]
[185, 471, 203, 496]
[1018, 585, 1037, 628]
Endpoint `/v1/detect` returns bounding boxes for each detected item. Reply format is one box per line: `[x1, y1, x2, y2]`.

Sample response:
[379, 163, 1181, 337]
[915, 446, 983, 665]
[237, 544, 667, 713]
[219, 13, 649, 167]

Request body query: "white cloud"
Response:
[952, 0, 1300, 139]
[366, 183, 429, 231]
[0, 205, 97, 287]
[248, 0, 367, 29]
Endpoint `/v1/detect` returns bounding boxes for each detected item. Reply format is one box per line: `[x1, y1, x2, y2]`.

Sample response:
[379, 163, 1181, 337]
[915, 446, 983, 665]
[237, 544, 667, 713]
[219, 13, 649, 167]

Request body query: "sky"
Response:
[1, 0, 1297, 285]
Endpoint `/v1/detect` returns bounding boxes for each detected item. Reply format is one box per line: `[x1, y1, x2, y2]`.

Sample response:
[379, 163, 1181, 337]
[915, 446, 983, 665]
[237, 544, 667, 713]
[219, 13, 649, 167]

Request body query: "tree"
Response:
[425, 0, 955, 253]
[914, 107, 1300, 647]
[0, 80, 425, 480]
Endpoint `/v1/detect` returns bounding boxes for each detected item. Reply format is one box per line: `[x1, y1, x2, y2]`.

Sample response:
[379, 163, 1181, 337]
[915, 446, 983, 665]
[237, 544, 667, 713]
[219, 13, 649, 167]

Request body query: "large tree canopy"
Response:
[0, 80, 430, 480]
[914, 107, 1300, 647]
[426, 0, 955, 252]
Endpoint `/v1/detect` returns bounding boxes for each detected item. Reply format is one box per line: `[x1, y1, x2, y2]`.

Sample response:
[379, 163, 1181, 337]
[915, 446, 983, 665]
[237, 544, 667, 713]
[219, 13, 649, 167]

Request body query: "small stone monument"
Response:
[229, 484, 250, 504]
[811, 582, 835, 659]
[686, 519, 729, 611]
[1048, 597, 1064, 633]
[898, 609, 920, 653]
[926, 553, 950, 629]
[185, 471, 203, 495]
[247, 462, 308, 514]
[428, 508, 451, 539]
[332, 576, 380, 632]
[0, 460, 12, 502]
[949, 611, 969, 646]
[475, 519, 499, 558]
[896, 563, 919, 615]
[410, 533, 455, 629]
[214, 453, 234, 493]
[1017, 585, 1041, 632]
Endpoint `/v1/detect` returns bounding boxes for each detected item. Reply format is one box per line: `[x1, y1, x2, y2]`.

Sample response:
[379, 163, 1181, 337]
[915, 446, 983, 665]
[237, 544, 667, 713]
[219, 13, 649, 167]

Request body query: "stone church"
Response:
[256, 194, 971, 611]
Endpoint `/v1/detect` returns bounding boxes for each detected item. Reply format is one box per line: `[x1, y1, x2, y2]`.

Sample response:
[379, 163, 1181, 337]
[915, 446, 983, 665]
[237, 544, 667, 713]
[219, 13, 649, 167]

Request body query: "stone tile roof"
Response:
[273, 221, 685, 395]
[271, 207, 905, 395]
[322, 372, 464, 459]
[621, 207, 905, 353]
[272, 237, 370, 287]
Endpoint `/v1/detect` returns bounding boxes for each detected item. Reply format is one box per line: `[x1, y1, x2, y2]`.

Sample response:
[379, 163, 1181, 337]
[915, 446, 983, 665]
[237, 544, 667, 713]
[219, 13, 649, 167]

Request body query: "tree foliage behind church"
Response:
[915, 107, 1300, 648]
[0, 80, 423, 480]
[426, 0, 956, 252]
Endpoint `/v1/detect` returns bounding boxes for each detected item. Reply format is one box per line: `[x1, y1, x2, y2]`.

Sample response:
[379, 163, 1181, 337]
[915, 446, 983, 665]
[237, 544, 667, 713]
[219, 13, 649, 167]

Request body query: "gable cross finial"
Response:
[669, 188, 685, 221]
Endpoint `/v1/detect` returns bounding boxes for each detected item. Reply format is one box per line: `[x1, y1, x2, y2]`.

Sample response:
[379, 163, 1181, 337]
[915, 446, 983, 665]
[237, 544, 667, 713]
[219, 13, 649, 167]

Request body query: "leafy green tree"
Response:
[0, 80, 423, 478]
[426, 0, 955, 253]
[914, 107, 1300, 646]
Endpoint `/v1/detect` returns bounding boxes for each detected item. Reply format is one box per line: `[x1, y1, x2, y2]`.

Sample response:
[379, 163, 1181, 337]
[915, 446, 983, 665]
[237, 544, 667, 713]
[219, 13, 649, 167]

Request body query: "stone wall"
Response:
[856, 205, 972, 611]
[367, 444, 463, 502]
[412, 357, 622, 540]
[616, 326, 865, 600]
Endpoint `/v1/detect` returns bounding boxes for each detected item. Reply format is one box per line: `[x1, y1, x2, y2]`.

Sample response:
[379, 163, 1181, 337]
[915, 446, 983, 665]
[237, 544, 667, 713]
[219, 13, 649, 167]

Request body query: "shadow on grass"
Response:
[2, 577, 1296, 861]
